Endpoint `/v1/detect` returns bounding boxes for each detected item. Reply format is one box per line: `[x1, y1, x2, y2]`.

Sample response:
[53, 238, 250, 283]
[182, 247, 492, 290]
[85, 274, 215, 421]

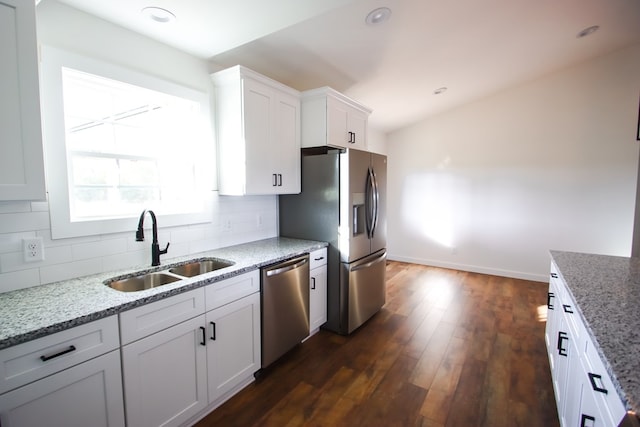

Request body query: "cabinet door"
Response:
[0, 350, 125, 427]
[326, 97, 368, 150]
[346, 107, 367, 150]
[121, 315, 207, 427]
[0, 0, 45, 200]
[326, 96, 350, 148]
[275, 90, 301, 194]
[243, 77, 278, 195]
[206, 293, 261, 403]
[309, 265, 327, 333]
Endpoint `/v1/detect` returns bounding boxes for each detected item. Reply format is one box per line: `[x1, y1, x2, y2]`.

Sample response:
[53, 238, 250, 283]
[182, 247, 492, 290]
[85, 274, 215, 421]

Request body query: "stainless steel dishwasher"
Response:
[261, 254, 310, 368]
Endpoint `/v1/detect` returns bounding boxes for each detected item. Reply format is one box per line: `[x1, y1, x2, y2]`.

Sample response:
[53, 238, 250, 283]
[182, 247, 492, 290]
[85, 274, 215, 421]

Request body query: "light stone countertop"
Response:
[0, 237, 327, 350]
[550, 250, 640, 415]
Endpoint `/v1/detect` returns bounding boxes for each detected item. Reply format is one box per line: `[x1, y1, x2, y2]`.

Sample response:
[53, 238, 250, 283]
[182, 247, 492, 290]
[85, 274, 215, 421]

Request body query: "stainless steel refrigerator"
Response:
[279, 147, 387, 334]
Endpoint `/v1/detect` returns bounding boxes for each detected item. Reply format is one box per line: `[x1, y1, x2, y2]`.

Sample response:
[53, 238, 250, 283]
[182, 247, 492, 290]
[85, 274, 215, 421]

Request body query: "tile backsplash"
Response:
[0, 194, 278, 293]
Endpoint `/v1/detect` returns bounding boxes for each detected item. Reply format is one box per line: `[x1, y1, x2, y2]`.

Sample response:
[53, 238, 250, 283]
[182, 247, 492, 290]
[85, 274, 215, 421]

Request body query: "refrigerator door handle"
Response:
[365, 168, 374, 238]
[371, 168, 379, 238]
[365, 167, 379, 239]
[351, 250, 387, 272]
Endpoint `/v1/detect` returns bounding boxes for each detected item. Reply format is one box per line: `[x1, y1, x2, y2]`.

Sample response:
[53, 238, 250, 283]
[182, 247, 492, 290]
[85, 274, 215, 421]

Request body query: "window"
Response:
[41, 46, 214, 239]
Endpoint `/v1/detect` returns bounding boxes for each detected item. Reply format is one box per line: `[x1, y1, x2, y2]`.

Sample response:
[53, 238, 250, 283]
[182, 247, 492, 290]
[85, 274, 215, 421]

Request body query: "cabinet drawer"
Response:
[581, 338, 627, 426]
[205, 270, 259, 312]
[0, 316, 119, 394]
[120, 288, 205, 345]
[309, 248, 327, 270]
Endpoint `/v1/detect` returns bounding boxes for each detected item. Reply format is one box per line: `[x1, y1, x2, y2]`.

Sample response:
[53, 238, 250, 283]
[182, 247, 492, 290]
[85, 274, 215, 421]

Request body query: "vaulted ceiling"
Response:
[51, 0, 640, 133]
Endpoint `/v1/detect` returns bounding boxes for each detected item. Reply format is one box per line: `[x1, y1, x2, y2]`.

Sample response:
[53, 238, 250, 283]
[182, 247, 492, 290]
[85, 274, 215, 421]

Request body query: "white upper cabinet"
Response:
[0, 0, 45, 200]
[301, 87, 371, 151]
[212, 66, 301, 195]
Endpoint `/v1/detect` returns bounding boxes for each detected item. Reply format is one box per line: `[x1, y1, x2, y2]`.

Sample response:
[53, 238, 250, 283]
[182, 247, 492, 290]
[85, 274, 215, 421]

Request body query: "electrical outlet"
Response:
[23, 237, 45, 262]
[256, 213, 263, 228]
[221, 219, 232, 233]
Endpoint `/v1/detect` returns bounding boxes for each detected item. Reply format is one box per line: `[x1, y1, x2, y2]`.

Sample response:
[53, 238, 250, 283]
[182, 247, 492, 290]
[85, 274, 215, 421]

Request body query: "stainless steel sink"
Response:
[107, 272, 182, 292]
[169, 258, 234, 277]
[106, 258, 234, 292]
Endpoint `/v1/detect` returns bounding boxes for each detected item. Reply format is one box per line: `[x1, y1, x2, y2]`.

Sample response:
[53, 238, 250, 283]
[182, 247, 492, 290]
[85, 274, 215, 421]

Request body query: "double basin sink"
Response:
[106, 258, 234, 292]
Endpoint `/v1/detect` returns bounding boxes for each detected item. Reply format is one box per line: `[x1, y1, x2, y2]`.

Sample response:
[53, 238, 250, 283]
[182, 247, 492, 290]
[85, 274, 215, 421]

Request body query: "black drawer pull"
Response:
[210, 322, 216, 341]
[580, 414, 595, 427]
[314, 257, 324, 261]
[311, 277, 316, 290]
[588, 373, 608, 394]
[199, 326, 206, 346]
[547, 292, 554, 310]
[562, 304, 573, 313]
[40, 345, 76, 362]
[550, 272, 558, 278]
[557, 331, 569, 357]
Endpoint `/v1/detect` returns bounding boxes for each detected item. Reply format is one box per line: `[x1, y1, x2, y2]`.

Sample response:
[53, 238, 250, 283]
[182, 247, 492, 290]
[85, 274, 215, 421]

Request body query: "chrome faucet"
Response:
[136, 210, 170, 266]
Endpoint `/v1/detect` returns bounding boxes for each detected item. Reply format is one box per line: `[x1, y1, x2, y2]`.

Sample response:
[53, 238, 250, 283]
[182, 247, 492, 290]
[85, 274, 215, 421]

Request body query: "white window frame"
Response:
[40, 45, 214, 239]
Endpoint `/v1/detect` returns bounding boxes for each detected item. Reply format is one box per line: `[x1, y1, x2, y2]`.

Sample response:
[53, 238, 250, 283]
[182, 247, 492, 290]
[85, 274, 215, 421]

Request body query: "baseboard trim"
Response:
[387, 254, 548, 283]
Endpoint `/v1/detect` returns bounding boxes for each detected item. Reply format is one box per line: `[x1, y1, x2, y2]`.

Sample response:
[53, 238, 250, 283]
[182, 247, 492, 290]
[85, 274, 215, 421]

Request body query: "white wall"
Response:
[0, 1, 278, 293]
[387, 44, 640, 281]
[367, 128, 387, 155]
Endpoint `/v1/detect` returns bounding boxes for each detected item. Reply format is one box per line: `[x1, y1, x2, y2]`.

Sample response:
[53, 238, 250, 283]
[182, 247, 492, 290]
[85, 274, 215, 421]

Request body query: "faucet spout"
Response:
[136, 210, 170, 266]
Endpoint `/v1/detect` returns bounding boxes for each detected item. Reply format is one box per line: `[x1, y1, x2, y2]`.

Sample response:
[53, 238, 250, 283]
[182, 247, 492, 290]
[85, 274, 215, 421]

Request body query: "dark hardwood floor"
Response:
[196, 261, 559, 427]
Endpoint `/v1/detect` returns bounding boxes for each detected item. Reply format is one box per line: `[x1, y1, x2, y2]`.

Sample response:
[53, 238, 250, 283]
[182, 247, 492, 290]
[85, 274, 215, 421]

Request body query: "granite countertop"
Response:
[0, 237, 326, 351]
[550, 250, 640, 414]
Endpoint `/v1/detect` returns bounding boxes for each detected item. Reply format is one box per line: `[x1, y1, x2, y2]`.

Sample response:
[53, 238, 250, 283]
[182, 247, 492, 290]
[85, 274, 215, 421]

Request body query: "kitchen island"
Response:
[550, 250, 640, 424]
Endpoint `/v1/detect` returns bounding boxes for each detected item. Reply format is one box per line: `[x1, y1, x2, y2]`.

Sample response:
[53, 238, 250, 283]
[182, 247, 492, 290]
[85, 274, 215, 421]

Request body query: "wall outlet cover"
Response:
[23, 237, 44, 262]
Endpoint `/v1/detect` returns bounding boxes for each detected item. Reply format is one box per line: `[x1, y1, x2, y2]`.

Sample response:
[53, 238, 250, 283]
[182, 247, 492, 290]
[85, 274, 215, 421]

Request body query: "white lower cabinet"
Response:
[206, 292, 261, 403]
[309, 248, 328, 334]
[120, 271, 261, 427]
[0, 317, 124, 427]
[545, 262, 626, 427]
[0, 349, 124, 427]
[121, 315, 208, 427]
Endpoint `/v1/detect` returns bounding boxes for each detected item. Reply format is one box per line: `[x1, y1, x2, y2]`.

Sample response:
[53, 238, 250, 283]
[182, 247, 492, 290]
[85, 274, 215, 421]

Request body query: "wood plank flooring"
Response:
[196, 261, 559, 427]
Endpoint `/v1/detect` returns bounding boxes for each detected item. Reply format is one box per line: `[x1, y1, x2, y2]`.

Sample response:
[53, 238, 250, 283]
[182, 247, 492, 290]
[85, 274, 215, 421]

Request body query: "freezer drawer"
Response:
[261, 255, 310, 368]
[340, 250, 387, 334]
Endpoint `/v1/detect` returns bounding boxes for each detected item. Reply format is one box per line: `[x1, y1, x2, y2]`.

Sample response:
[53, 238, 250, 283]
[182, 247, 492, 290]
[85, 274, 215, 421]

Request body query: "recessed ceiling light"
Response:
[365, 7, 391, 26]
[141, 6, 176, 24]
[577, 25, 599, 38]
[433, 87, 448, 95]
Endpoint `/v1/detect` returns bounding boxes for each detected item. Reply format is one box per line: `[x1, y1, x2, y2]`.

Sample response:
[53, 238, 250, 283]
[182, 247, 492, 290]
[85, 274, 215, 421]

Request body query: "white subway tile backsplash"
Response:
[101, 250, 148, 273]
[0, 195, 279, 293]
[30, 201, 49, 212]
[71, 238, 128, 261]
[0, 202, 31, 214]
[40, 258, 103, 285]
[0, 212, 50, 234]
[0, 233, 37, 254]
[0, 245, 73, 273]
[0, 269, 41, 293]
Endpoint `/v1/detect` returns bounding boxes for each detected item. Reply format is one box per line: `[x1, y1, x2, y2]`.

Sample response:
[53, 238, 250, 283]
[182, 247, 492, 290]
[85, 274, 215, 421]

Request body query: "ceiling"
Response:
[53, 0, 640, 133]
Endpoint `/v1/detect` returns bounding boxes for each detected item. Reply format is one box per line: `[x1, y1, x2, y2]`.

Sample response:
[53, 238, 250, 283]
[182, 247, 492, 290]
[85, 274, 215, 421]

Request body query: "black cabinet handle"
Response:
[40, 345, 77, 362]
[588, 373, 608, 394]
[580, 414, 595, 427]
[278, 174, 282, 186]
[551, 272, 558, 278]
[557, 331, 569, 357]
[348, 131, 356, 143]
[199, 326, 206, 346]
[210, 321, 216, 341]
[547, 292, 554, 310]
[311, 277, 316, 290]
[562, 304, 573, 313]
[314, 256, 324, 261]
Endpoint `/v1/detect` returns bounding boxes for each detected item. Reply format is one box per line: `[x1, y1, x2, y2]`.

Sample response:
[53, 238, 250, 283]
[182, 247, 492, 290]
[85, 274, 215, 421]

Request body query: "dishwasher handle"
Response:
[265, 256, 309, 277]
